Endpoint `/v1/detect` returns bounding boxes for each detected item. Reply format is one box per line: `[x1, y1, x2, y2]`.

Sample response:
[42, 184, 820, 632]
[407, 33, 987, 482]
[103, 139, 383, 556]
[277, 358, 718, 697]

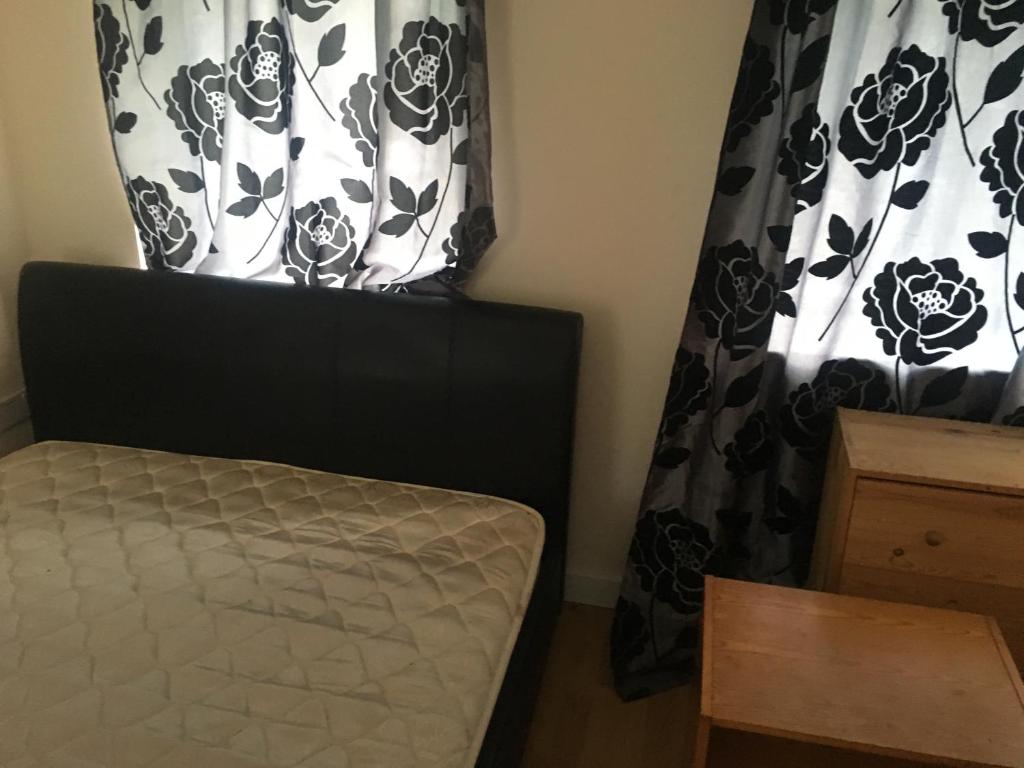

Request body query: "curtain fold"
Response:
[93, 0, 493, 292]
[996, 350, 1024, 422]
[613, 0, 1024, 701]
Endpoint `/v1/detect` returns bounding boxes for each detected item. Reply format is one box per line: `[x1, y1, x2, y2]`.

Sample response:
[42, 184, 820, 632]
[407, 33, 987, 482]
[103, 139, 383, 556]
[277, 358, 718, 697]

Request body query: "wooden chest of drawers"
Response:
[809, 408, 1024, 667]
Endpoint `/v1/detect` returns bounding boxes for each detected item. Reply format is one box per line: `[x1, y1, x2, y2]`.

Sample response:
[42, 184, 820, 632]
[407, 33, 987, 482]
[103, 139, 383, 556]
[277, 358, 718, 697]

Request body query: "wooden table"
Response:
[695, 577, 1024, 768]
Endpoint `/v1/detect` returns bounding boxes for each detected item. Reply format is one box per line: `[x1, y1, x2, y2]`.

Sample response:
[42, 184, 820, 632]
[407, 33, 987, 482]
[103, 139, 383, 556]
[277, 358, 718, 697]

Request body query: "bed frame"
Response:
[17, 261, 582, 767]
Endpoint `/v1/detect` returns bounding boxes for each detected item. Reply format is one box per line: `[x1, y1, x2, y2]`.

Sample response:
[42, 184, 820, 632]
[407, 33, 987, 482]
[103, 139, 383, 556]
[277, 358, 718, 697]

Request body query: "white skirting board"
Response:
[0, 389, 31, 457]
[565, 572, 620, 608]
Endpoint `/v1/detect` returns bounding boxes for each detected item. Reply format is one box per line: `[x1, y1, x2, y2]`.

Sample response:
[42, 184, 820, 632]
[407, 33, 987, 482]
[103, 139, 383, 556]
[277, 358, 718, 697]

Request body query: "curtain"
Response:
[93, 0, 493, 292]
[997, 350, 1024, 421]
[612, 0, 1024, 701]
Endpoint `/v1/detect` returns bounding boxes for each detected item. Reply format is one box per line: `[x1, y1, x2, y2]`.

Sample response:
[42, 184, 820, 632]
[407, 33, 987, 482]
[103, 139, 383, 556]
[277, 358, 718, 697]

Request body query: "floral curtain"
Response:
[998, 350, 1024, 420]
[93, 0, 493, 292]
[612, 0, 1024, 700]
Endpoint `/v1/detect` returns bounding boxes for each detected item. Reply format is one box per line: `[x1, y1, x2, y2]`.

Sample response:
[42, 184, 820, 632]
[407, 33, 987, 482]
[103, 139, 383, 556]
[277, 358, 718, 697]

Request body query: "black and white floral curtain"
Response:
[93, 0, 493, 292]
[613, 0, 1024, 700]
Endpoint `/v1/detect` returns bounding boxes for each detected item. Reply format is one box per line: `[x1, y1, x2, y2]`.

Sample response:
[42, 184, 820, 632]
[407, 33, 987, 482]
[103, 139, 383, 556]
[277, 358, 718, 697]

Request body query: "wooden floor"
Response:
[521, 603, 698, 768]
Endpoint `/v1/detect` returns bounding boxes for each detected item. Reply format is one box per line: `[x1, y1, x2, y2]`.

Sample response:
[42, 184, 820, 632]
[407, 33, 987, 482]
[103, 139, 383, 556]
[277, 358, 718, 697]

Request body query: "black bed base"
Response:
[17, 262, 582, 767]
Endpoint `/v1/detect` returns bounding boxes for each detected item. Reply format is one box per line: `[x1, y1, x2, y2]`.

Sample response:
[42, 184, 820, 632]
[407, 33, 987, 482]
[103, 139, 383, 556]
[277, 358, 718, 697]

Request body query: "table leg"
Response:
[691, 715, 711, 768]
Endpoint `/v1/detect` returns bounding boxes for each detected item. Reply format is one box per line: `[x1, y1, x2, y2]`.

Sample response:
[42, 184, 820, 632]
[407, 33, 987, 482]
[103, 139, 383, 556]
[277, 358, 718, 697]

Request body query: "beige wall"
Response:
[0, 2, 138, 410]
[474, 1, 751, 598]
[0, 4, 137, 268]
[0, 112, 28, 401]
[0, 1, 751, 600]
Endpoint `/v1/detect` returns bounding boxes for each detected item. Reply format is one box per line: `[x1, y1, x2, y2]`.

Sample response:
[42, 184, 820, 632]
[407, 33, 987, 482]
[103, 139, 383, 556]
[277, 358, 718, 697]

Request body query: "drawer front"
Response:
[838, 478, 1024, 665]
[842, 479, 1024, 589]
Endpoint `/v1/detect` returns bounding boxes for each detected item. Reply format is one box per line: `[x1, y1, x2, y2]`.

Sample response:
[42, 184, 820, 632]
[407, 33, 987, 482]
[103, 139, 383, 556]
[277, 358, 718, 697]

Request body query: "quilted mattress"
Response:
[0, 441, 544, 768]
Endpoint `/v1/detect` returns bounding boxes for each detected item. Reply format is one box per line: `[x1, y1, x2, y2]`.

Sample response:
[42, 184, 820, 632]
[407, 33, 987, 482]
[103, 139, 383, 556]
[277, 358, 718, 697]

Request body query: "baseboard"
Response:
[565, 572, 620, 608]
[0, 389, 31, 456]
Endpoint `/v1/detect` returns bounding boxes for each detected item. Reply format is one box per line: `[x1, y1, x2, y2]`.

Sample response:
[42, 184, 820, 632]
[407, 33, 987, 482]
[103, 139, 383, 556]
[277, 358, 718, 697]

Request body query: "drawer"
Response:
[841, 479, 1024, 589]
[837, 478, 1024, 666]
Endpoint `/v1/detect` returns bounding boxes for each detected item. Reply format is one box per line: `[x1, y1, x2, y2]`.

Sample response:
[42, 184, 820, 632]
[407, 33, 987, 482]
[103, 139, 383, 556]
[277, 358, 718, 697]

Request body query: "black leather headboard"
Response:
[17, 262, 582, 572]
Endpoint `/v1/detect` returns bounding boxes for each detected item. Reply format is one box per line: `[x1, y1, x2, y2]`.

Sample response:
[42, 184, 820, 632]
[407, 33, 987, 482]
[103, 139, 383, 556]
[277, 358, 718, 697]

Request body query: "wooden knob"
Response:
[892, 547, 905, 557]
[924, 530, 945, 547]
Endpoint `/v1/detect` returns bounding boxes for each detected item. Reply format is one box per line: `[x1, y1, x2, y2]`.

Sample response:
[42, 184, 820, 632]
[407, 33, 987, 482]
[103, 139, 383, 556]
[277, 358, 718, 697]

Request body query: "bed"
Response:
[7, 262, 583, 768]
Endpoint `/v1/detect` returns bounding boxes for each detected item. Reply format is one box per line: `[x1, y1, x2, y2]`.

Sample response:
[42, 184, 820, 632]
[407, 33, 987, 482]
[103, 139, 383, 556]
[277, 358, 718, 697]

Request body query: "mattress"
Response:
[0, 441, 544, 768]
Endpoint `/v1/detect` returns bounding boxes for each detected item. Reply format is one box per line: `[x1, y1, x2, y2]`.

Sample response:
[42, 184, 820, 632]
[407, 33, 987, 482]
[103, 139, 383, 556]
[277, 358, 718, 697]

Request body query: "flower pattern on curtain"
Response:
[93, 0, 494, 292]
[612, 0, 1024, 701]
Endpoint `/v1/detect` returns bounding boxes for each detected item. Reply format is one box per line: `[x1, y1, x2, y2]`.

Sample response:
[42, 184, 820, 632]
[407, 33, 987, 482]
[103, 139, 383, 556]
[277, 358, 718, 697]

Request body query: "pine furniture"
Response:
[809, 407, 1024, 667]
[695, 577, 1024, 768]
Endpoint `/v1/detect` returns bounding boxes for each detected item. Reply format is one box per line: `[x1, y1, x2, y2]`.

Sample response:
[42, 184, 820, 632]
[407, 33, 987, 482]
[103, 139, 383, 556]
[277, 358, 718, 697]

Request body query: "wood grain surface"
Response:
[699, 577, 1024, 768]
